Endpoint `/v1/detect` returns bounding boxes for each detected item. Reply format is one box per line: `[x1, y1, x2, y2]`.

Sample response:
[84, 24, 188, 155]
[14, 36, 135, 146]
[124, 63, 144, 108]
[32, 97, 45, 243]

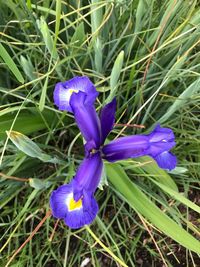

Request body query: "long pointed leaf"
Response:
[106, 163, 200, 254]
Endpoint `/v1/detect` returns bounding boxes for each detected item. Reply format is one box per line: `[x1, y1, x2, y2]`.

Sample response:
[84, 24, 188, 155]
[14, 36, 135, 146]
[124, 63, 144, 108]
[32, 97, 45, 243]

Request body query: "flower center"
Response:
[91, 148, 97, 154]
[68, 197, 82, 211]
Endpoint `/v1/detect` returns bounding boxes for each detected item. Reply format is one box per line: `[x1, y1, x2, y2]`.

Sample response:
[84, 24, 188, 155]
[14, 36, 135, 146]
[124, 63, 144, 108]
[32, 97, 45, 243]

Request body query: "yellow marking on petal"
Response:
[68, 89, 78, 96]
[68, 197, 82, 211]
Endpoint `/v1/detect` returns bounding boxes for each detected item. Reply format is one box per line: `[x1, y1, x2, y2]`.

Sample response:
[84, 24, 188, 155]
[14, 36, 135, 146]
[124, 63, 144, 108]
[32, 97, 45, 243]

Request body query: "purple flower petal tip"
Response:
[53, 76, 98, 112]
[154, 151, 177, 170]
[50, 184, 98, 229]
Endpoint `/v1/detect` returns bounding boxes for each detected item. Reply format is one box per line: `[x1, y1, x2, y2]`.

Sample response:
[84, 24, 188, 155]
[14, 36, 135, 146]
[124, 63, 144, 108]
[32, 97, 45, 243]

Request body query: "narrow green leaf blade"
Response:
[133, 156, 178, 191]
[106, 163, 200, 254]
[159, 77, 200, 123]
[0, 43, 24, 83]
[110, 51, 124, 91]
[151, 179, 200, 214]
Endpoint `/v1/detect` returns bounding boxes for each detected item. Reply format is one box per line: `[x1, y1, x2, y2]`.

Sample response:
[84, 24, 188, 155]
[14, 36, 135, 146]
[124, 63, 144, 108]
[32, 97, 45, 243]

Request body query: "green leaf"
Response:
[39, 75, 49, 112]
[20, 55, 37, 81]
[37, 16, 58, 60]
[0, 110, 54, 140]
[150, 179, 200, 214]
[131, 156, 178, 191]
[159, 77, 200, 123]
[29, 178, 52, 190]
[7, 131, 54, 163]
[71, 22, 86, 49]
[106, 163, 200, 254]
[91, 0, 103, 73]
[107, 51, 124, 103]
[110, 51, 124, 91]
[0, 43, 24, 83]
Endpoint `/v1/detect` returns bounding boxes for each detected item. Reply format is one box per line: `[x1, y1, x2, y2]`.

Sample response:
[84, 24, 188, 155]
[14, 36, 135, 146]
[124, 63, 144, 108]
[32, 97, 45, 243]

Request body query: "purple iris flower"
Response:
[50, 76, 177, 229]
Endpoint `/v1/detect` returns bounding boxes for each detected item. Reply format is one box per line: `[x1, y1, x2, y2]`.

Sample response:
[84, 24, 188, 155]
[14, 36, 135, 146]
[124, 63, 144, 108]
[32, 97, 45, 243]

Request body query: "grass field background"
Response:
[0, 0, 200, 266]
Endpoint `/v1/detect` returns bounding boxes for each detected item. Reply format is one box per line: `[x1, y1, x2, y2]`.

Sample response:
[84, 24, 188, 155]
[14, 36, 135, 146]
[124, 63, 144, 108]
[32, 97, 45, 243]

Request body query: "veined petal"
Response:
[50, 184, 98, 229]
[64, 190, 98, 229]
[53, 76, 98, 112]
[147, 124, 176, 157]
[102, 135, 149, 162]
[100, 98, 117, 143]
[148, 124, 175, 143]
[73, 152, 103, 200]
[50, 183, 73, 219]
[154, 151, 177, 170]
[70, 91, 101, 148]
[147, 141, 176, 157]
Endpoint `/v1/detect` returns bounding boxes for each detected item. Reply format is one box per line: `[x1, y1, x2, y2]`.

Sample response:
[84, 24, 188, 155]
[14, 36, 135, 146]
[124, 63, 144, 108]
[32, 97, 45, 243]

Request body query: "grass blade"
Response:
[106, 163, 200, 254]
[0, 43, 24, 83]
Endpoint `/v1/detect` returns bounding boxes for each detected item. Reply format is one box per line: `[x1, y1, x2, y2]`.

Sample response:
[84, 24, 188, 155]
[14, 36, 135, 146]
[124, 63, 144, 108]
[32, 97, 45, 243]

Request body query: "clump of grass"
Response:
[0, 1, 200, 266]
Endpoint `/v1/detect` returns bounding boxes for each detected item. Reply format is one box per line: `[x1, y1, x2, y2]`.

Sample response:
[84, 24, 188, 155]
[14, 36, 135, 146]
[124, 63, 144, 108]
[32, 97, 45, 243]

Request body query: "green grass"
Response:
[0, 0, 200, 266]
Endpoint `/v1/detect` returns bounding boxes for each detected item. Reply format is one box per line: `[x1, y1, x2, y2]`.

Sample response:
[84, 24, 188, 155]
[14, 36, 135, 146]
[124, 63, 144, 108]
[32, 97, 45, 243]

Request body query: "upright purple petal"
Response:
[53, 76, 98, 112]
[100, 98, 117, 143]
[70, 91, 101, 148]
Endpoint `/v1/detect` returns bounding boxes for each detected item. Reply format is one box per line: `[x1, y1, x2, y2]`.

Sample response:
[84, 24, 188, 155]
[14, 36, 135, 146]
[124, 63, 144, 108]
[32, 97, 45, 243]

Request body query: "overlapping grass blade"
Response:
[0, 43, 24, 83]
[106, 163, 200, 254]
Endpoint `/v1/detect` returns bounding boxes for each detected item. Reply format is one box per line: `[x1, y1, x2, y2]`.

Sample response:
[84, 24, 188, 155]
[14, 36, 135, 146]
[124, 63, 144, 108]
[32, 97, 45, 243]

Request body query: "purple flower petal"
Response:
[50, 184, 98, 229]
[64, 190, 98, 229]
[70, 91, 101, 148]
[148, 124, 175, 143]
[53, 76, 98, 112]
[100, 98, 116, 143]
[154, 151, 177, 170]
[102, 135, 149, 161]
[50, 183, 73, 219]
[147, 124, 176, 157]
[73, 152, 103, 199]
[102, 124, 177, 170]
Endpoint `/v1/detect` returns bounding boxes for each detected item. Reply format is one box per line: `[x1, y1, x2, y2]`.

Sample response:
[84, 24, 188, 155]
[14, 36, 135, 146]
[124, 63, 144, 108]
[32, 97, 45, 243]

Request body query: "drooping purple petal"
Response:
[50, 183, 73, 219]
[64, 190, 98, 229]
[154, 151, 177, 171]
[100, 98, 117, 143]
[53, 76, 98, 112]
[70, 91, 101, 148]
[73, 152, 103, 201]
[50, 184, 98, 229]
